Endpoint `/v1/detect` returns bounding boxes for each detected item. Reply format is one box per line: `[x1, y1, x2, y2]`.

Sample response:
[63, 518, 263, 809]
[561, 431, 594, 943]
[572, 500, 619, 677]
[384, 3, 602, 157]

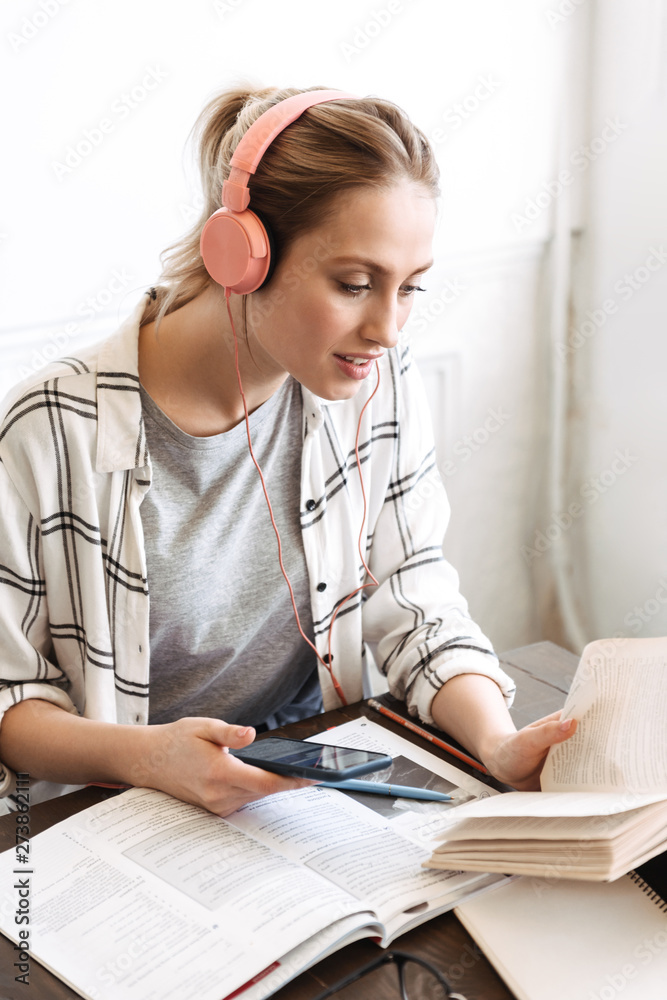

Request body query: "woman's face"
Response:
[246, 180, 436, 400]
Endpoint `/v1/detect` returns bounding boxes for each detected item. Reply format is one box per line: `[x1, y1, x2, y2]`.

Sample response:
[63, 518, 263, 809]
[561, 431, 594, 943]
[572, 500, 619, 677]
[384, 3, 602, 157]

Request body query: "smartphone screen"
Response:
[229, 737, 393, 780]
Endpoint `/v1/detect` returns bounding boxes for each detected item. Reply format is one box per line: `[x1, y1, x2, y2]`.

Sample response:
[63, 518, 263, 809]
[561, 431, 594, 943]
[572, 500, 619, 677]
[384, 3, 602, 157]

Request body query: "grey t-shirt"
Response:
[139, 377, 321, 729]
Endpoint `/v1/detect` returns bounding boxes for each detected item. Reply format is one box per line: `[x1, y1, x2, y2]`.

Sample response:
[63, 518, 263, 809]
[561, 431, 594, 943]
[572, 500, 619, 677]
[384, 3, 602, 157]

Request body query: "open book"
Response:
[0, 719, 505, 1000]
[426, 636, 667, 881]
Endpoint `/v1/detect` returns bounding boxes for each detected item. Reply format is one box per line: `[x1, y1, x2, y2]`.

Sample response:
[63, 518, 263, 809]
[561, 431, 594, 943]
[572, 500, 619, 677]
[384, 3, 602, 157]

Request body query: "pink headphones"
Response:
[199, 89, 355, 294]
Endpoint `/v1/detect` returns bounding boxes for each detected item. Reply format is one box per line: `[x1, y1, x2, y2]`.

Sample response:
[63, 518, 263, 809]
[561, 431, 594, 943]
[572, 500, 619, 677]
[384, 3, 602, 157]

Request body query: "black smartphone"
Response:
[229, 736, 393, 781]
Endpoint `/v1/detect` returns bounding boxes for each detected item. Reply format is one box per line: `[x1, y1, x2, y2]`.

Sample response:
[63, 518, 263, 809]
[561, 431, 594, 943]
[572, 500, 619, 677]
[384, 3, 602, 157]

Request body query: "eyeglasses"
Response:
[308, 949, 468, 1000]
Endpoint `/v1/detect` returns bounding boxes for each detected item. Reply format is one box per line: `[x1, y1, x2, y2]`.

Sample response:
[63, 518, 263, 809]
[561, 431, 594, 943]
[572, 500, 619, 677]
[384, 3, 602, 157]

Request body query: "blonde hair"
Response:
[142, 85, 440, 327]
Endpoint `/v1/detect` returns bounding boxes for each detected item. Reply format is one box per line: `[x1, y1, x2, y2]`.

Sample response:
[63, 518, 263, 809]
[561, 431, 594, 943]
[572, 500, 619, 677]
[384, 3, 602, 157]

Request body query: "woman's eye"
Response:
[339, 282, 427, 297]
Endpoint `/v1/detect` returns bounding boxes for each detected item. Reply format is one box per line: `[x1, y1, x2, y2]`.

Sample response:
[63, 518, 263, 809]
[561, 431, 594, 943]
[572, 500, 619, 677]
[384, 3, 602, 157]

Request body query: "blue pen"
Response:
[320, 779, 452, 802]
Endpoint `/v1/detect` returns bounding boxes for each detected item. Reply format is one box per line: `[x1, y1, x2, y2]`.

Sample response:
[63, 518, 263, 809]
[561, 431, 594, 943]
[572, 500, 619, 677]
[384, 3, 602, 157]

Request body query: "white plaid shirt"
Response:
[0, 295, 514, 801]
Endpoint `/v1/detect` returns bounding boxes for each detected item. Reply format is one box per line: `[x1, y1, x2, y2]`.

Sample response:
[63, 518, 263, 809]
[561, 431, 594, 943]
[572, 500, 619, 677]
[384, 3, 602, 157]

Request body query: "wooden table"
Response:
[0, 641, 577, 1000]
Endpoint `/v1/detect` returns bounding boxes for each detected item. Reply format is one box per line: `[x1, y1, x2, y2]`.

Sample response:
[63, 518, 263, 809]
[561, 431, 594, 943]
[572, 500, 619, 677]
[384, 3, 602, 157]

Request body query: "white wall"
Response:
[565, 0, 667, 644]
[0, 0, 575, 652]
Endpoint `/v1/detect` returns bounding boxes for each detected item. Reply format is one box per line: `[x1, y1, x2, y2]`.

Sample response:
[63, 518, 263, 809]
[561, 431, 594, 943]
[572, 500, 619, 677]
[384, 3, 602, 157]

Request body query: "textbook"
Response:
[426, 636, 667, 881]
[454, 853, 667, 1000]
[0, 718, 505, 1000]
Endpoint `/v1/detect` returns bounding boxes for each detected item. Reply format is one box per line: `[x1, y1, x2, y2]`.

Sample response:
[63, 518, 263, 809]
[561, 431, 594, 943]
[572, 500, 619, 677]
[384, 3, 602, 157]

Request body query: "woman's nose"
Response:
[363, 302, 399, 349]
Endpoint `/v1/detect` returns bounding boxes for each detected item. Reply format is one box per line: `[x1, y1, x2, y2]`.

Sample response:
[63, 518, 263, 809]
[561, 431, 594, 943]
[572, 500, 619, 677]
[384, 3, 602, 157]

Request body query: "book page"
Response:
[430, 789, 667, 823]
[541, 637, 667, 793]
[226, 717, 507, 929]
[229, 780, 482, 926]
[0, 788, 370, 1000]
[437, 805, 645, 842]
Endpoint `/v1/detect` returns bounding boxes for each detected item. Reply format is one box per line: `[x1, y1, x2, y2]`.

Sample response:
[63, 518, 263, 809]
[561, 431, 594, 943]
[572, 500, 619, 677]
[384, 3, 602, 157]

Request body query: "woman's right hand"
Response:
[129, 717, 314, 817]
[0, 701, 309, 817]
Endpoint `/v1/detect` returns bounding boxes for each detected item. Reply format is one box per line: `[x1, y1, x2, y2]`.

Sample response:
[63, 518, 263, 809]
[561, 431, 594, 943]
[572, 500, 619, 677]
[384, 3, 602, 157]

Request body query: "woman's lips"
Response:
[333, 354, 380, 380]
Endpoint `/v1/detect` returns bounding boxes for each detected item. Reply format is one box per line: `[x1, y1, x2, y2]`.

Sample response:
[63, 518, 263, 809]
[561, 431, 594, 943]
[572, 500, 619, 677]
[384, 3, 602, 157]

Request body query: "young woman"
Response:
[0, 86, 575, 815]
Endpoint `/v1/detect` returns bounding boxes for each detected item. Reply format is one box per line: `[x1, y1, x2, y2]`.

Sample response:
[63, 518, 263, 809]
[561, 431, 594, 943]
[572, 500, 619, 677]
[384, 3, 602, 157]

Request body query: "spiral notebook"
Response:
[455, 854, 667, 1000]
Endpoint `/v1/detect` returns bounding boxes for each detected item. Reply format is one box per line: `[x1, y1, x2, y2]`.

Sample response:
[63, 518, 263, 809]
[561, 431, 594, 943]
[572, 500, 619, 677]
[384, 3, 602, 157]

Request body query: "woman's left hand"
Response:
[481, 711, 577, 790]
[430, 674, 578, 791]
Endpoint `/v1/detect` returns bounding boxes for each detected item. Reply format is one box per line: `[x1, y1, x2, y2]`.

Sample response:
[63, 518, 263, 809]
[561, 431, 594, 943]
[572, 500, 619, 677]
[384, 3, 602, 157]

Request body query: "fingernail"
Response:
[237, 726, 252, 737]
[559, 718, 573, 732]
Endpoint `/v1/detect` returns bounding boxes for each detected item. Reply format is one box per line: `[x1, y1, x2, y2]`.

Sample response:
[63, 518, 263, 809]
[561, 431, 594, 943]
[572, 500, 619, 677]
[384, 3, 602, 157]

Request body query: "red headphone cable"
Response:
[225, 289, 380, 706]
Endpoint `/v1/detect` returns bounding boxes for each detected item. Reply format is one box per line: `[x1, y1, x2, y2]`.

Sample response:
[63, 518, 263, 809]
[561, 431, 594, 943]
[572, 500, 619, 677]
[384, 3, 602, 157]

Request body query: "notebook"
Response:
[454, 854, 667, 1000]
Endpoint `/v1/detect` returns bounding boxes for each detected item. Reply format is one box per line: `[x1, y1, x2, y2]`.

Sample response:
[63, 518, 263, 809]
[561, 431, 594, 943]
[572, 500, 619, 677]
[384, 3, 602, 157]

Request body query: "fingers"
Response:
[485, 713, 578, 790]
[554, 716, 577, 740]
[195, 719, 317, 793]
[517, 716, 578, 756]
[542, 716, 578, 744]
[205, 757, 316, 817]
[195, 717, 257, 749]
[153, 717, 318, 817]
[525, 710, 565, 728]
[224, 754, 314, 796]
[197, 721, 316, 793]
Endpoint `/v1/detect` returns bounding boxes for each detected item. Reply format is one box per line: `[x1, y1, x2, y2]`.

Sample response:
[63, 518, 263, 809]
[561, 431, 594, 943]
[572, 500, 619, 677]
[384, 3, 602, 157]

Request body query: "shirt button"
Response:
[306, 499, 316, 511]
[317, 582, 327, 592]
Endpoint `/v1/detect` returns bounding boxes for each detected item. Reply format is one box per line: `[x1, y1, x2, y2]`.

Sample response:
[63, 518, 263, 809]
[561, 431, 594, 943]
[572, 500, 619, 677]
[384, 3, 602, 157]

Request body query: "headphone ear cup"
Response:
[251, 208, 277, 291]
[200, 207, 272, 294]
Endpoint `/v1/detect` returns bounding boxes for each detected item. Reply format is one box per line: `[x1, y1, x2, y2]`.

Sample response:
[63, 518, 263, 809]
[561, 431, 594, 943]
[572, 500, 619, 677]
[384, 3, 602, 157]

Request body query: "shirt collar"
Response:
[300, 385, 348, 434]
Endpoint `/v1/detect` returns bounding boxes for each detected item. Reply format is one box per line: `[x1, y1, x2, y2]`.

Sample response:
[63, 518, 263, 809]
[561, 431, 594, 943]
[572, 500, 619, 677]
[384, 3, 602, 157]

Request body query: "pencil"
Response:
[367, 698, 489, 775]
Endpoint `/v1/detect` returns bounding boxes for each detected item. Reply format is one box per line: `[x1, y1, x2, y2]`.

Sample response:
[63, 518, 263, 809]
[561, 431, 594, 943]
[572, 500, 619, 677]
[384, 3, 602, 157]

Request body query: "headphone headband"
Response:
[222, 90, 356, 213]
[201, 88, 357, 294]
